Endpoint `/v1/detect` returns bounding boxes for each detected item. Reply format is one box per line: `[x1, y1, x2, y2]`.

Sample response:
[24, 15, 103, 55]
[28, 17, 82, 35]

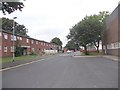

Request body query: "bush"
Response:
[29, 52, 37, 56]
[15, 47, 24, 57]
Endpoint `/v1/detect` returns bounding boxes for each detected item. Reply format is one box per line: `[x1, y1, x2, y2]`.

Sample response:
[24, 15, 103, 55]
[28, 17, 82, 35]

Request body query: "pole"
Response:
[12, 17, 17, 62]
[12, 19, 15, 62]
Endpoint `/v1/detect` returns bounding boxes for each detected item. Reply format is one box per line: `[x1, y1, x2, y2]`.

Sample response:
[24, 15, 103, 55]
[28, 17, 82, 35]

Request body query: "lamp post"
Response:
[12, 17, 17, 62]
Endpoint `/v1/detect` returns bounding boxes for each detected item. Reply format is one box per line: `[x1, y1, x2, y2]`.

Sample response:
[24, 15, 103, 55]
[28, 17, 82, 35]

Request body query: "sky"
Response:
[1, 0, 120, 46]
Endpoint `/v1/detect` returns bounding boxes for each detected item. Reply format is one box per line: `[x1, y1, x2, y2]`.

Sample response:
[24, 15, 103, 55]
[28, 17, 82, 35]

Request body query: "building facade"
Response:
[0, 30, 60, 57]
[102, 4, 120, 56]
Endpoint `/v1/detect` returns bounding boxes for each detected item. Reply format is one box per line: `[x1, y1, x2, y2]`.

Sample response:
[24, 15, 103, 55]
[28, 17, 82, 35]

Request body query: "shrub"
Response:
[15, 47, 24, 57]
[29, 52, 37, 56]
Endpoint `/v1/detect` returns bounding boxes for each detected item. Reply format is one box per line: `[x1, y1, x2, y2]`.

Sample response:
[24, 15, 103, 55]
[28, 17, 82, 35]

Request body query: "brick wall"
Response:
[1, 31, 60, 57]
[102, 5, 120, 56]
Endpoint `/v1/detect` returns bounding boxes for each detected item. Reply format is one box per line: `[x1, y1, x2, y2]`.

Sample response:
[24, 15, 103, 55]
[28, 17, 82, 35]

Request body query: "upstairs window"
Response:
[20, 37, 22, 40]
[32, 40, 34, 44]
[0, 46, 1, 51]
[32, 48, 35, 52]
[0, 32, 1, 36]
[4, 46, 8, 52]
[11, 46, 14, 52]
[36, 41, 38, 44]
[26, 39, 29, 43]
[11, 35, 16, 41]
[17, 36, 20, 40]
[4, 34, 8, 40]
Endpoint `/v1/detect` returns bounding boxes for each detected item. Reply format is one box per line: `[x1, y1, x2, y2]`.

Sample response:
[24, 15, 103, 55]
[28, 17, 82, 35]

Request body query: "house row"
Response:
[102, 4, 120, 57]
[0, 30, 61, 57]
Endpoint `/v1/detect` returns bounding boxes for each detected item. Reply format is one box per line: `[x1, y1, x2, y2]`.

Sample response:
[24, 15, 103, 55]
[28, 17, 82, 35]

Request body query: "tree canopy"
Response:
[1, 2, 24, 15]
[65, 40, 79, 50]
[2, 17, 28, 36]
[50, 37, 62, 46]
[67, 11, 109, 54]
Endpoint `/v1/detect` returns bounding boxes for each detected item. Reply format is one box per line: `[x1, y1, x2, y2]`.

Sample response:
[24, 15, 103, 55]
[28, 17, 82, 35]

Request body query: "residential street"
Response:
[2, 54, 118, 88]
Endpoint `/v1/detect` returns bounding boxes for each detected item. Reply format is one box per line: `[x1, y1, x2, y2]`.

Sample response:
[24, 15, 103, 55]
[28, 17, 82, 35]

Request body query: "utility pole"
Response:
[12, 17, 17, 62]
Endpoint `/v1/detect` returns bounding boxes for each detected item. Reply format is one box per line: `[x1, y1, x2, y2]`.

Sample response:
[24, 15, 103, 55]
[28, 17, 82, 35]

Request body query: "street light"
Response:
[12, 17, 17, 62]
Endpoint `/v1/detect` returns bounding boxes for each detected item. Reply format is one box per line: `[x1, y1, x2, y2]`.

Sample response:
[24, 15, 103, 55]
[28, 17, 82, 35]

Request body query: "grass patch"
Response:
[81, 51, 103, 56]
[1, 55, 40, 63]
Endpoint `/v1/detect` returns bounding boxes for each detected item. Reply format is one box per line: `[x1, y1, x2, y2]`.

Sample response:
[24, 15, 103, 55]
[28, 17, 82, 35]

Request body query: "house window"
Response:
[26, 39, 29, 43]
[11, 35, 16, 41]
[119, 42, 120, 48]
[32, 40, 34, 44]
[0, 46, 1, 51]
[115, 42, 118, 49]
[111, 43, 114, 49]
[11, 46, 14, 52]
[4, 34, 8, 40]
[20, 37, 22, 40]
[4, 46, 8, 52]
[32, 48, 35, 52]
[17, 36, 20, 40]
[0, 32, 1, 36]
[11, 35, 13, 41]
[36, 41, 38, 44]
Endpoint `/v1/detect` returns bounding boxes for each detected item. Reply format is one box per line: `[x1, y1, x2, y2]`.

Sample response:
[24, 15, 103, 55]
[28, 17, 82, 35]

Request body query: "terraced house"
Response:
[0, 30, 61, 57]
[102, 4, 120, 56]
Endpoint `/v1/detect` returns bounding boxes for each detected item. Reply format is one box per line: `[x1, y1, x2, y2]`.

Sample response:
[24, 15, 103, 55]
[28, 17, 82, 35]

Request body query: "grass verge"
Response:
[81, 52, 103, 56]
[0, 55, 40, 64]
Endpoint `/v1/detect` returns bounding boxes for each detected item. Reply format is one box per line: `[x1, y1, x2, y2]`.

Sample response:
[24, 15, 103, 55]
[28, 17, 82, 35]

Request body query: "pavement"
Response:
[73, 54, 119, 62]
[101, 55, 119, 62]
[2, 54, 118, 88]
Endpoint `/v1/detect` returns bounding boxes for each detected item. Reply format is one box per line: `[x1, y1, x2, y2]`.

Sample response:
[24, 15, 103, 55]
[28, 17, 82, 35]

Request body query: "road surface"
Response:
[2, 54, 118, 88]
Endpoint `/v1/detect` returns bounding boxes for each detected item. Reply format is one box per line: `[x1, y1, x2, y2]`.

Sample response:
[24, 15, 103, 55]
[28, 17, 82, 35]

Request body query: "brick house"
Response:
[102, 4, 120, 56]
[0, 30, 60, 57]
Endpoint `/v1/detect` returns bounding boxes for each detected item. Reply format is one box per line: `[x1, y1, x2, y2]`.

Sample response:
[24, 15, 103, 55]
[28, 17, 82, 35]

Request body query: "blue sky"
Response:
[1, 0, 120, 46]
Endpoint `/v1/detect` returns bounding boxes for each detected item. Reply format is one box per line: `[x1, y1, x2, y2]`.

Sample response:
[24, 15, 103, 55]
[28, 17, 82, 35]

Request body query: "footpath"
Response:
[101, 55, 119, 62]
[73, 53, 119, 62]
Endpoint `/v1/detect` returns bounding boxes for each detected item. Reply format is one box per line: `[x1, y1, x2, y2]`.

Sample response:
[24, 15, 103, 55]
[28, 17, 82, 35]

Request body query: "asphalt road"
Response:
[2, 54, 118, 88]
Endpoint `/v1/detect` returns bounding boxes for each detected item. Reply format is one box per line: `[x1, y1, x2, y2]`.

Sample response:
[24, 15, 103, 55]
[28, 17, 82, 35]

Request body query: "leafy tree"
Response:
[67, 11, 109, 54]
[65, 40, 79, 51]
[67, 17, 94, 55]
[50, 37, 62, 47]
[2, 17, 28, 36]
[50, 37, 62, 52]
[92, 11, 109, 52]
[15, 40, 24, 57]
[1, 2, 24, 15]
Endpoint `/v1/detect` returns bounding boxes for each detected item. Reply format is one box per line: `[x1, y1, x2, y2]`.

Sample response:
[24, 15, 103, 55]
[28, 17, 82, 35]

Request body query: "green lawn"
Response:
[81, 51, 103, 56]
[0, 55, 40, 63]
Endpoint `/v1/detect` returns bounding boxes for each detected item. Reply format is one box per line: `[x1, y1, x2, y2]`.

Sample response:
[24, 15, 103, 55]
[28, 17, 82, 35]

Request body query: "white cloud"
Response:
[1, 0, 119, 46]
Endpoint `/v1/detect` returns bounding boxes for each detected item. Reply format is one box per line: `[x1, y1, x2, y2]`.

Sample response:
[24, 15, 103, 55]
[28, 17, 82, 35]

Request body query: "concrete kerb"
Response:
[73, 55, 119, 62]
[101, 55, 119, 62]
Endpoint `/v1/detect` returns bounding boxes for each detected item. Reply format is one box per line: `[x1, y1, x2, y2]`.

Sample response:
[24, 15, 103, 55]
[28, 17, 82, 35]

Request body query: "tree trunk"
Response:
[94, 41, 100, 53]
[84, 45, 88, 55]
[96, 46, 99, 53]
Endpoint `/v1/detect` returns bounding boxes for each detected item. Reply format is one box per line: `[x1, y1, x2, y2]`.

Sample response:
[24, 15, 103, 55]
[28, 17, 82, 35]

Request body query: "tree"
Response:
[89, 11, 109, 52]
[83, 15, 102, 53]
[67, 11, 109, 54]
[65, 40, 79, 51]
[2, 17, 28, 36]
[1, 2, 24, 15]
[67, 17, 94, 55]
[50, 37, 62, 47]
[15, 40, 24, 57]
